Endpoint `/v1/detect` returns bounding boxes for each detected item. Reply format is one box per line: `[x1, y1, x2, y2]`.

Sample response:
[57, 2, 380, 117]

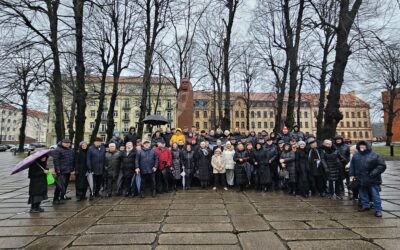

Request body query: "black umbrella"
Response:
[142, 114, 169, 125]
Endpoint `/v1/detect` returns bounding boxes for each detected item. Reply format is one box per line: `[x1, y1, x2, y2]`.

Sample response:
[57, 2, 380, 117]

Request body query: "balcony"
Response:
[122, 117, 130, 122]
[166, 106, 173, 111]
[122, 105, 131, 110]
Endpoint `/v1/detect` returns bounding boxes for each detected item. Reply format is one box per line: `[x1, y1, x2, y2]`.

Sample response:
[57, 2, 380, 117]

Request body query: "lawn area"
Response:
[372, 145, 400, 160]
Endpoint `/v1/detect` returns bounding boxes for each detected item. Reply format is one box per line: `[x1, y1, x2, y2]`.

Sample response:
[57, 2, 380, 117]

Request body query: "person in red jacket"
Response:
[154, 140, 172, 193]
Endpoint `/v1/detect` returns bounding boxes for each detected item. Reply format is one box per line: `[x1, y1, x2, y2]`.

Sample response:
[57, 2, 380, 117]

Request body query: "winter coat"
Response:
[121, 149, 136, 177]
[194, 147, 212, 182]
[265, 144, 278, 174]
[206, 135, 217, 145]
[170, 133, 186, 145]
[151, 136, 164, 147]
[223, 149, 235, 170]
[105, 150, 122, 178]
[211, 154, 226, 174]
[349, 141, 386, 187]
[247, 136, 257, 146]
[28, 161, 48, 198]
[52, 145, 74, 174]
[124, 132, 138, 144]
[171, 149, 182, 180]
[295, 149, 309, 191]
[280, 151, 296, 183]
[87, 145, 106, 175]
[254, 148, 271, 185]
[182, 150, 195, 175]
[291, 130, 305, 141]
[75, 149, 88, 190]
[135, 147, 158, 174]
[163, 133, 173, 148]
[321, 147, 342, 181]
[233, 149, 249, 185]
[279, 133, 292, 144]
[155, 147, 172, 171]
[212, 145, 224, 154]
[109, 137, 123, 149]
[308, 148, 325, 177]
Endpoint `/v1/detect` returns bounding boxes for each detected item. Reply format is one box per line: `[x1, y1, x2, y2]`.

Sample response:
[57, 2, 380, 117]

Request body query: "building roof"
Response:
[193, 91, 369, 108]
[0, 101, 48, 120]
[85, 75, 175, 85]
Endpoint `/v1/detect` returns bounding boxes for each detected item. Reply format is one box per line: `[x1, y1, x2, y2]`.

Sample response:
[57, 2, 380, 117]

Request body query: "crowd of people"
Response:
[27, 125, 387, 217]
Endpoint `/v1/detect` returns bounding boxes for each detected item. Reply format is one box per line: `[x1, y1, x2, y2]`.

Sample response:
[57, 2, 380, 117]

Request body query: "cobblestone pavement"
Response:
[0, 152, 400, 249]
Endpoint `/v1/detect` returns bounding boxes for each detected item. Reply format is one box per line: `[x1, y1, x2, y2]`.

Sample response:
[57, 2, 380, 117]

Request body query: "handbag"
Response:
[348, 178, 359, 190]
[47, 172, 55, 185]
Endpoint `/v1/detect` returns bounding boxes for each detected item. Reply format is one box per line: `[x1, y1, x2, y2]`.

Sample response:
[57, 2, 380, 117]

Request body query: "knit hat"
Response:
[61, 138, 71, 143]
[79, 141, 87, 147]
[278, 140, 285, 144]
[323, 139, 332, 146]
[297, 141, 306, 146]
[94, 137, 103, 142]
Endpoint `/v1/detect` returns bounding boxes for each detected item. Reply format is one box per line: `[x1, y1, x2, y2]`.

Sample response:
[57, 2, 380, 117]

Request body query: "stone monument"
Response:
[177, 78, 194, 129]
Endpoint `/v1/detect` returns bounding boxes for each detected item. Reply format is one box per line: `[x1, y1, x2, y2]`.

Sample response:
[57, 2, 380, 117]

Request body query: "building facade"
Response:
[46, 76, 177, 145]
[382, 89, 400, 144]
[0, 102, 48, 144]
[193, 91, 373, 142]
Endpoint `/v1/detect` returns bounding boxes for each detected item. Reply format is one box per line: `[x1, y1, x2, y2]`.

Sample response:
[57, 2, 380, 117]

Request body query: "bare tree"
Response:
[0, 0, 66, 142]
[0, 47, 47, 152]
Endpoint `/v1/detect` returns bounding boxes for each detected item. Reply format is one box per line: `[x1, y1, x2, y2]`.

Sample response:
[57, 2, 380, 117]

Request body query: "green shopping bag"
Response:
[47, 172, 55, 185]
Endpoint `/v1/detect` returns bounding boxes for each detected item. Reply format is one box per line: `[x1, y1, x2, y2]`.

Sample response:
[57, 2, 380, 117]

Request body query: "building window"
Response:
[196, 122, 200, 128]
[241, 122, 245, 129]
[203, 111, 208, 118]
[314, 111, 317, 117]
[135, 111, 139, 118]
[251, 111, 255, 118]
[89, 100, 96, 106]
[241, 111, 245, 118]
[114, 111, 118, 117]
[347, 121, 350, 127]
[359, 131, 363, 138]
[353, 131, 357, 138]
[264, 111, 268, 118]
[363, 112, 367, 118]
[235, 111, 239, 118]
[358, 121, 362, 127]
[124, 85, 130, 94]
[346, 112, 349, 118]
[300, 122, 303, 128]
[258, 122, 261, 129]
[123, 122, 129, 132]
[347, 132, 351, 138]
[304, 112, 308, 118]
[101, 135, 106, 142]
[124, 112, 129, 120]
[270, 111, 274, 118]
[167, 99, 172, 108]
[195, 111, 200, 118]
[251, 122, 255, 129]
[203, 122, 208, 129]
[351, 112, 355, 118]
[101, 123, 106, 132]
[352, 121, 356, 127]
[364, 121, 368, 127]
[341, 132, 345, 137]
[90, 122, 94, 129]
[340, 122, 344, 127]
[357, 112, 361, 118]
[365, 131, 369, 138]
[124, 99, 130, 108]
[101, 112, 106, 119]
[305, 122, 309, 128]
[257, 111, 261, 118]
[264, 122, 267, 128]
[270, 122, 274, 128]
[90, 110, 95, 118]
[167, 112, 172, 121]
[236, 122, 240, 128]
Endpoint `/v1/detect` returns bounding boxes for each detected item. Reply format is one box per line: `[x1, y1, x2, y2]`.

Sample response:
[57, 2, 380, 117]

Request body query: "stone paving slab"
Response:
[339, 218, 400, 228]
[72, 233, 157, 245]
[270, 221, 310, 230]
[47, 217, 97, 235]
[113, 204, 168, 210]
[231, 215, 270, 231]
[287, 240, 381, 250]
[67, 246, 150, 250]
[0, 218, 64, 227]
[97, 215, 165, 224]
[106, 209, 167, 217]
[25, 235, 76, 250]
[238, 231, 286, 250]
[168, 209, 227, 216]
[74, 205, 112, 217]
[161, 223, 233, 233]
[306, 220, 344, 229]
[158, 233, 238, 245]
[263, 212, 329, 221]
[0, 236, 36, 249]
[374, 239, 400, 250]
[86, 223, 160, 233]
[352, 227, 400, 239]
[226, 204, 258, 215]
[156, 245, 241, 250]
[169, 203, 225, 210]
[277, 229, 360, 241]
[12, 211, 77, 219]
[165, 215, 230, 224]
[0, 226, 52, 236]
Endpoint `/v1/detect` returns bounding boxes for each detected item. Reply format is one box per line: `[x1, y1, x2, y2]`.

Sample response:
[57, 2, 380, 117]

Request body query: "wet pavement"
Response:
[0, 151, 400, 249]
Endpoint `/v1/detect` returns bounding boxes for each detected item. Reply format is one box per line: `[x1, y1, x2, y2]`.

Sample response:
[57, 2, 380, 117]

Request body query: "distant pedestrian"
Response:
[135, 140, 158, 198]
[28, 156, 49, 213]
[75, 142, 89, 201]
[87, 137, 106, 197]
[52, 138, 74, 205]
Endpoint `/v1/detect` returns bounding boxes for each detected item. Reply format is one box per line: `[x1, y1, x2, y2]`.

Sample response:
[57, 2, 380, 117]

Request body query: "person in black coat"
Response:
[350, 140, 386, 217]
[182, 144, 195, 190]
[295, 141, 309, 198]
[308, 138, 326, 197]
[52, 138, 74, 204]
[280, 143, 296, 195]
[233, 143, 249, 192]
[120, 141, 136, 196]
[321, 139, 343, 199]
[194, 141, 212, 188]
[124, 127, 138, 144]
[265, 138, 278, 190]
[334, 135, 350, 195]
[28, 156, 49, 213]
[87, 137, 106, 197]
[254, 142, 271, 192]
[75, 142, 89, 201]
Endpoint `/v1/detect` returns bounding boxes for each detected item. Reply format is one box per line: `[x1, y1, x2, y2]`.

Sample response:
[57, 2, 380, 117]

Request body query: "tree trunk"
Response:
[73, 0, 87, 151]
[385, 91, 396, 146]
[274, 58, 289, 133]
[321, 0, 362, 139]
[67, 89, 76, 142]
[90, 73, 107, 144]
[316, 40, 330, 141]
[296, 72, 303, 126]
[18, 92, 28, 153]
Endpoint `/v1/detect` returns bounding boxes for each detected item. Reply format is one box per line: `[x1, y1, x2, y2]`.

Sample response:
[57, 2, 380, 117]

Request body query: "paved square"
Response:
[0, 153, 399, 249]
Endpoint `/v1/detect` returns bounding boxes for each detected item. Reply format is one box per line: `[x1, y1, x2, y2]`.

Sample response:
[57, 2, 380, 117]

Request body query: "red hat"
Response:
[282, 127, 289, 133]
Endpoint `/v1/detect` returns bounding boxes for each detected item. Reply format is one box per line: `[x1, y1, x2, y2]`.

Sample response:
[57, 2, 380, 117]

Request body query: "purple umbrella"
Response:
[11, 149, 53, 175]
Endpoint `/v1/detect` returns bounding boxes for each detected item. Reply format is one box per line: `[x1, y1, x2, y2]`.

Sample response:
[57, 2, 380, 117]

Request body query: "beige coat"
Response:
[222, 149, 235, 170]
[211, 154, 226, 174]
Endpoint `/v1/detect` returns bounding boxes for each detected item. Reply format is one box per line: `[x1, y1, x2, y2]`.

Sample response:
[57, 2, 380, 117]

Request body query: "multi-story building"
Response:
[193, 90, 373, 142]
[0, 101, 48, 144]
[46, 76, 177, 145]
[382, 88, 400, 144]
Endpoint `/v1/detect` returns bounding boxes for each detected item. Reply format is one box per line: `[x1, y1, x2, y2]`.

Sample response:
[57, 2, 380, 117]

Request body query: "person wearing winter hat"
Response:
[291, 125, 305, 142]
[321, 139, 343, 199]
[280, 143, 296, 195]
[295, 141, 309, 197]
[350, 141, 386, 217]
[170, 128, 186, 146]
[75, 141, 89, 201]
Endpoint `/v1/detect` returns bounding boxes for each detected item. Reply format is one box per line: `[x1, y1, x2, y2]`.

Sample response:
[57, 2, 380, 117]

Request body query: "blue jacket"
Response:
[52, 145, 74, 174]
[349, 141, 386, 187]
[87, 145, 106, 175]
[135, 147, 158, 174]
